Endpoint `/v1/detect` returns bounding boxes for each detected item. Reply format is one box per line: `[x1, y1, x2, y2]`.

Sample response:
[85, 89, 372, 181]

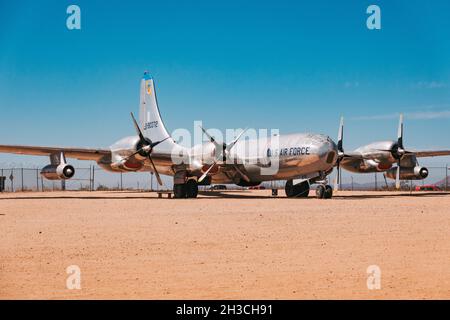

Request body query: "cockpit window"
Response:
[326, 151, 336, 164]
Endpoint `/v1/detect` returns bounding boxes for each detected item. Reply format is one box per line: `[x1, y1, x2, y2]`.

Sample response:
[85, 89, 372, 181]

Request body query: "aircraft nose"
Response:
[319, 136, 338, 166]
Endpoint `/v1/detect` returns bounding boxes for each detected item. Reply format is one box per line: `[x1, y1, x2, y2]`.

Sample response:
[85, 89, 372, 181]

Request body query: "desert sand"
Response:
[1, 189, 450, 299]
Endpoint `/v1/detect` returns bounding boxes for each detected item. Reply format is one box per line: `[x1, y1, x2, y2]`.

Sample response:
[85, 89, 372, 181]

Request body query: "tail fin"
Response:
[139, 72, 171, 142]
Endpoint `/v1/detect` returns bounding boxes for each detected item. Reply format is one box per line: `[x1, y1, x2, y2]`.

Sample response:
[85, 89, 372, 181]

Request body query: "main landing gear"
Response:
[285, 179, 310, 198]
[285, 179, 333, 199]
[174, 179, 198, 199]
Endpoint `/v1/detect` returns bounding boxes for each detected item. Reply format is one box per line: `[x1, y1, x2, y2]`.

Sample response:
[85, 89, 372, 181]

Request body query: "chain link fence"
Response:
[0, 165, 449, 193]
[0, 166, 162, 192]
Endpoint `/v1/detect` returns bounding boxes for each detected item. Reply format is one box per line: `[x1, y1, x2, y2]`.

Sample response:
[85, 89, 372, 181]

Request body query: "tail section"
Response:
[139, 72, 171, 142]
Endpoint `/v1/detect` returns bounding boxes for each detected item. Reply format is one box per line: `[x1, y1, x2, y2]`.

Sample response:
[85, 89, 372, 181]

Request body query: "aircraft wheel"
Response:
[316, 185, 325, 199]
[324, 185, 333, 199]
[186, 180, 198, 198]
[174, 184, 187, 198]
[285, 180, 310, 198]
[285, 180, 296, 197]
[296, 182, 310, 198]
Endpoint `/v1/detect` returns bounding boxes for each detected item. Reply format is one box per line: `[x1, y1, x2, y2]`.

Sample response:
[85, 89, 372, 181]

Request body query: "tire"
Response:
[285, 180, 310, 198]
[296, 183, 310, 198]
[285, 180, 295, 198]
[316, 185, 325, 199]
[185, 180, 198, 198]
[324, 185, 333, 199]
[174, 184, 187, 198]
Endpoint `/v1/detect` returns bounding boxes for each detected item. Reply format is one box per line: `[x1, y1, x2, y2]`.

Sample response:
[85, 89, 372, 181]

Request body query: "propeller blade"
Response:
[150, 137, 170, 148]
[122, 137, 169, 163]
[198, 161, 217, 183]
[334, 171, 339, 191]
[334, 162, 341, 191]
[147, 154, 163, 186]
[200, 126, 215, 142]
[227, 128, 248, 152]
[397, 113, 404, 149]
[337, 116, 344, 153]
[130, 112, 146, 142]
[200, 126, 220, 146]
[395, 162, 401, 190]
[199, 126, 223, 161]
[232, 164, 250, 182]
[334, 116, 344, 192]
[122, 149, 143, 162]
[338, 163, 341, 188]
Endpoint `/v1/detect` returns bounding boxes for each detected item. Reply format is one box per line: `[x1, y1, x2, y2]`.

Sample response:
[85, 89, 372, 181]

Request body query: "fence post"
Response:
[92, 166, 95, 191]
[21, 168, 24, 192]
[36, 168, 39, 192]
[446, 164, 448, 192]
[89, 165, 92, 191]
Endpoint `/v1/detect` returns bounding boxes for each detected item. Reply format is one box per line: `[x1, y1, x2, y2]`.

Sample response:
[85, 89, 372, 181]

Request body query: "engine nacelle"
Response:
[386, 166, 429, 180]
[40, 164, 76, 180]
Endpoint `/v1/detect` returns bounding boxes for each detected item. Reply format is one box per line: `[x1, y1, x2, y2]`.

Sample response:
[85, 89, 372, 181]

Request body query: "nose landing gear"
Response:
[316, 184, 333, 199]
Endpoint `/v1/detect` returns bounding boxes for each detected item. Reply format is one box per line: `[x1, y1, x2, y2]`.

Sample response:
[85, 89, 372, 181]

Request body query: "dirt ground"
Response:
[1, 189, 450, 299]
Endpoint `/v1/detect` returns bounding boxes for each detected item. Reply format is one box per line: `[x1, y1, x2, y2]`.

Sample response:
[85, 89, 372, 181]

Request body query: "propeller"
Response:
[334, 116, 345, 191]
[395, 114, 404, 189]
[388, 114, 405, 189]
[371, 114, 409, 189]
[198, 126, 249, 183]
[125, 112, 169, 186]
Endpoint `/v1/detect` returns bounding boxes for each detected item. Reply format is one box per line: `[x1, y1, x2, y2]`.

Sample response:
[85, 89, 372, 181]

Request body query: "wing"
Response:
[411, 150, 450, 158]
[342, 152, 364, 160]
[0, 144, 111, 161]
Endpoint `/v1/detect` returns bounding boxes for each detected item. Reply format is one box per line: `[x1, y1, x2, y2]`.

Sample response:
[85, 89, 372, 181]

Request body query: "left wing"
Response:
[0, 145, 111, 161]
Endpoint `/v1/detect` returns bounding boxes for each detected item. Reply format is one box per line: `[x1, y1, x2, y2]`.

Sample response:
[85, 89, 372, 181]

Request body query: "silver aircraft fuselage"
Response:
[101, 132, 338, 184]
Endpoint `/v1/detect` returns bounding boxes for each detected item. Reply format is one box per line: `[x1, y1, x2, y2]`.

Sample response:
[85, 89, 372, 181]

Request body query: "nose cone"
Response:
[318, 136, 338, 167]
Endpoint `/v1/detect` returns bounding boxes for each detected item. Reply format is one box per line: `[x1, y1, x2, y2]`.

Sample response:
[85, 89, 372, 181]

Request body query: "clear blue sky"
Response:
[1, 0, 450, 172]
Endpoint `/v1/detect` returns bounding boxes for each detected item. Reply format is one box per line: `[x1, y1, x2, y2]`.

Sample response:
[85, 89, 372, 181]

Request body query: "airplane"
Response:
[0, 72, 340, 199]
[334, 114, 450, 190]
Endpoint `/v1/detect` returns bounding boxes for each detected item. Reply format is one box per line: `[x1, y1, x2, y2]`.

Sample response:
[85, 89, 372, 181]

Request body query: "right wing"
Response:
[0, 145, 111, 161]
[412, 150, 450, 158]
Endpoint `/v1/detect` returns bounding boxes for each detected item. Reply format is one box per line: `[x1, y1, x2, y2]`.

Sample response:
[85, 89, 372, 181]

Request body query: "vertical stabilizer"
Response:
[139, 72, 171, 142]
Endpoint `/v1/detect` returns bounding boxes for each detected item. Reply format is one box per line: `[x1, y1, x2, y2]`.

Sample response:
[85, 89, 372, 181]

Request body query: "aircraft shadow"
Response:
[0, 195, 155, 201]
[199, 191, 450, 200]
[332, 192, 450, 200]
[198, 191, 274, 199]
[0, 191, 448, 201]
